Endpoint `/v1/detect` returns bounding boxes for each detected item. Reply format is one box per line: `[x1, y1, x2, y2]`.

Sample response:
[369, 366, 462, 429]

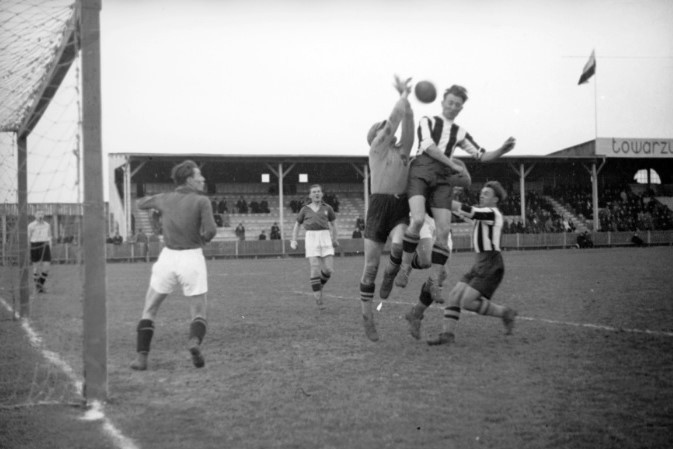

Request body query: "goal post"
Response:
[0, 0, 107, 404]
[80, 0, 107, 402]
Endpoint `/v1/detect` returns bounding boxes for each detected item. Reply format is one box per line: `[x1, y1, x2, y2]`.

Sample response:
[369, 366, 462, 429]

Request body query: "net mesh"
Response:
[0, 0, 84, 408]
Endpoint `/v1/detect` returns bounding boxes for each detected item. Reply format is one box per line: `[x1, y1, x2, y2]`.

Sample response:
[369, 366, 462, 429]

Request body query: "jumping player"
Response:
[422, 181, 518, 344]
[396, 85, 516, 306]
[357, 75, 416, 341]
[130, 160, 217, 370]
[290, 184, 339, 308]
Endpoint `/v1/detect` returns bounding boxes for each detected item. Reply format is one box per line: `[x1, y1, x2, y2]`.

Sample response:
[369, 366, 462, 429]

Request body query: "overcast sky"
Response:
[100, 0, 673, 156]
[2, 0, 673, 203]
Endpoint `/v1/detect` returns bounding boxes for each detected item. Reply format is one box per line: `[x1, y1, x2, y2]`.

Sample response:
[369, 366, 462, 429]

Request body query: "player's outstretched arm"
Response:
[371, 75, 412, 149]
[481, 137, 516, 162]
[397, 99, 415, 157]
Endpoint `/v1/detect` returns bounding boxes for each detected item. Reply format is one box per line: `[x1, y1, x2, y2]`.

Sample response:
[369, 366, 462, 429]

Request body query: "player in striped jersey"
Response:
[422, 181, 517, 345]
[395, 85, 516, 307]
[290, 184, 339, 308]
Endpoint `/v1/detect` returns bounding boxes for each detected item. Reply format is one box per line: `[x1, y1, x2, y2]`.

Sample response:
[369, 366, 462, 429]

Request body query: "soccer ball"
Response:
[414, 80, 437, 103]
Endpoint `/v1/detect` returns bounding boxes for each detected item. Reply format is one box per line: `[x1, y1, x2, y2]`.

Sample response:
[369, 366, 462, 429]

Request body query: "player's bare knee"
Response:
[362, 262, 378, 284]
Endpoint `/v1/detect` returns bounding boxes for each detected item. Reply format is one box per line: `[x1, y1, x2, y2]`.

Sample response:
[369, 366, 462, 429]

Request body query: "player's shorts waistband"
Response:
[164, 246, 203, 252]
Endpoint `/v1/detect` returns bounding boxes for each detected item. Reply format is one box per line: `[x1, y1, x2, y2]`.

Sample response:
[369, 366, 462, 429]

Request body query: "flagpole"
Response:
[593, 53, 598, 139]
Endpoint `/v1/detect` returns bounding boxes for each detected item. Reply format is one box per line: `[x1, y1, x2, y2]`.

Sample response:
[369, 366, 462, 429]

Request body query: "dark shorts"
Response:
[460, 251, 504, 299]
[406, 154, 471, 209]
[364, 194, 410, 243]
[30, 242, 51, 263]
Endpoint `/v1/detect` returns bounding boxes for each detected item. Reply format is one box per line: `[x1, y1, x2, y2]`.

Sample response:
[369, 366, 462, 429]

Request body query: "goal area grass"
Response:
[1, 246, 672, 449]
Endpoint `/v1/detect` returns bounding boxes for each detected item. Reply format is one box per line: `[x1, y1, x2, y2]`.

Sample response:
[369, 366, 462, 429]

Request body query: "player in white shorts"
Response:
[291, 184, 339, 308]
[130, 160, 217, 371]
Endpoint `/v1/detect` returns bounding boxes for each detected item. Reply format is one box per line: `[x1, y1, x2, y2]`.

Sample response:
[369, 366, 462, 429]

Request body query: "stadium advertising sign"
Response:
[596, 138, 673, 158]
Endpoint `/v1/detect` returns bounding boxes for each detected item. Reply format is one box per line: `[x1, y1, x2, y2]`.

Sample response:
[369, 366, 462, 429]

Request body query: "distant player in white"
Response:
[28, 210, 52, 293]
[290, 184, 339, 308]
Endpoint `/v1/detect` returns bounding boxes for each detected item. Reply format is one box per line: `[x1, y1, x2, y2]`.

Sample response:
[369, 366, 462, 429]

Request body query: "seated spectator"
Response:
[218, 199, 228, 214]
[236, 196, 248, 214]
[260, 198, 270, 213]
[250, 199, 260, 213]
[352, 226, 362, 239]
[258, 230, 267, 240]
[355, 215, 365, 231]
[270, 222, 281, 240]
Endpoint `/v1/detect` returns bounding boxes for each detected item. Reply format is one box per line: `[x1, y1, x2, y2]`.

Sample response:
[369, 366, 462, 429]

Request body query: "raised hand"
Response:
[393, 74, 412, 97]
[501, 137, 516, 154]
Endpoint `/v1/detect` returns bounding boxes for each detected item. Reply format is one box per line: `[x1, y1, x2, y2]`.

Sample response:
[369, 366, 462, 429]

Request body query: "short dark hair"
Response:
[443, 84, 469, 102]
[171, 160, 198, 186]
[484, 180, 507, 202]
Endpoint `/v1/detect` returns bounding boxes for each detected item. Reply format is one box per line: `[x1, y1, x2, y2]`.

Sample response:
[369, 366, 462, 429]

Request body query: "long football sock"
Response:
[136, 319, 154, 354]
[189, 317, 207, 345]
[442, 306, 461, 334]
[320, 270, 331, 286]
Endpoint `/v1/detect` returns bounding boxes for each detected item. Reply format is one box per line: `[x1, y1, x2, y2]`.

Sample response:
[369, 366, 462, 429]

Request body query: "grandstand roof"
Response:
[550, 138, 673, 159]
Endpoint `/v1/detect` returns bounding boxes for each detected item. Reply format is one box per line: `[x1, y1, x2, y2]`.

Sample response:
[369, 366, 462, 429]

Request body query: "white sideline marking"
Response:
[0, 297, 140, 449]
[292, 290, 673, 338]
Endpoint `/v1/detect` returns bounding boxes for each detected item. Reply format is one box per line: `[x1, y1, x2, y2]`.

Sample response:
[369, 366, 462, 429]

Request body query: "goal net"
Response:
[0, 0, 87, 408]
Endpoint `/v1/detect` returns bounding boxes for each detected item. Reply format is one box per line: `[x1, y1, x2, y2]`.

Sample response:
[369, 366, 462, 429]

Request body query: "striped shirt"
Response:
[296, 203, 336, 231]
[459, 204, 503, 252]
[416, 115, 485, 160]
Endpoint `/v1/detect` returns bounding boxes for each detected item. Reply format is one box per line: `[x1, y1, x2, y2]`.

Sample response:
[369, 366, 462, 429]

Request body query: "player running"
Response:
[290, 184, 339, 308]
[421, 181, 517, 344]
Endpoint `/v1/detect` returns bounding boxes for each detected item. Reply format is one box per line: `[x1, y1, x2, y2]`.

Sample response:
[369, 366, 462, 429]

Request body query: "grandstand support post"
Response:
[18, 133, 30, 318]
[349, 163, 370, 218]
[510, 162, 534, 226]
[278, 162, 285, 251]
[123, 157, 131, 239]
[363, 164, 369, 217]
[583, 157, 606, 232]
[80, 0, 108, 402]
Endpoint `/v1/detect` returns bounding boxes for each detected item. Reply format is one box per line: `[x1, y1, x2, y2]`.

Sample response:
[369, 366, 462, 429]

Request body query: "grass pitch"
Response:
[1, 246, 673, 449]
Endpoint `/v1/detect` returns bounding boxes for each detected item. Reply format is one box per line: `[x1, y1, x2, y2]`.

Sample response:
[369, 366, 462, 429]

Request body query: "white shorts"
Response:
[305, 230, 334, 258]
[150, 247, 208, 296]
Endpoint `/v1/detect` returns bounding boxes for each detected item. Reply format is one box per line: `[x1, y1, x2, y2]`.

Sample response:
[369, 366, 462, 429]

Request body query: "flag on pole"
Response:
[578, 50, 596, 85]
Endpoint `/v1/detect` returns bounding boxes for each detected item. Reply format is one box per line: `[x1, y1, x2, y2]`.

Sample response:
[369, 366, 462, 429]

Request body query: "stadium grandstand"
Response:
[101, 139, 673, 251]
